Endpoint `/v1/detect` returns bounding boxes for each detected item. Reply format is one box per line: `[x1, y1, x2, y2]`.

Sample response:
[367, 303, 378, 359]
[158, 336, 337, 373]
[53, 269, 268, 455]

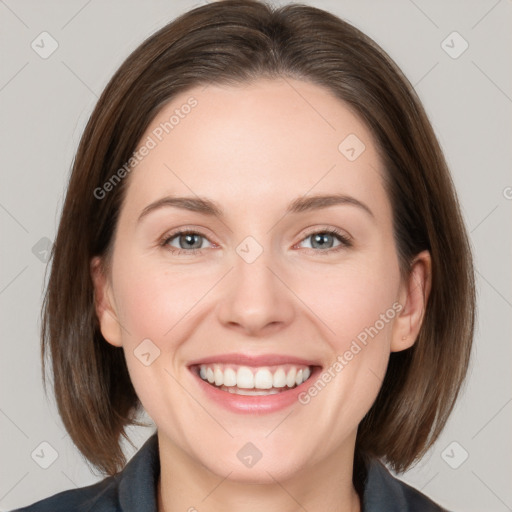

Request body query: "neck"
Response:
[156, 433, 361, 512]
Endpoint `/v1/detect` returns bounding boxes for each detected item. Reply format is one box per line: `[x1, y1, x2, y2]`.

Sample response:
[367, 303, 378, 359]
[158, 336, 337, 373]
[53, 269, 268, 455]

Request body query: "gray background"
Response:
[1, 0, 511, 510]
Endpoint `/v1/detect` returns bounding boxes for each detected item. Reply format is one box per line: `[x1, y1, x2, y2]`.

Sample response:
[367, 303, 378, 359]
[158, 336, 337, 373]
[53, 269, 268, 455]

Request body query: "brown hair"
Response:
[42, 0, 475, 476]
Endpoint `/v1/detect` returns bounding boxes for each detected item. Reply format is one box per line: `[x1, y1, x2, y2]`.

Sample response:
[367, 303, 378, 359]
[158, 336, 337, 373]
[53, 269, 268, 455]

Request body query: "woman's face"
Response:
[92, 78, 429, 482]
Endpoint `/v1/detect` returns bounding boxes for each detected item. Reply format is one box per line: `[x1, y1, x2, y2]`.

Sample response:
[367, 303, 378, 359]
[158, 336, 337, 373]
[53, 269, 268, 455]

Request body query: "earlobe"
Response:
[90, 256, 123, 347]
[391, 250, 432, 353]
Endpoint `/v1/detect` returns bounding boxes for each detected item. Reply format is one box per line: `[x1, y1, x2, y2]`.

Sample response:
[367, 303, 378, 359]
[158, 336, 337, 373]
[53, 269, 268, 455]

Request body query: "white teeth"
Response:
[236, 367, 254, 389]
[214, 366, 223, 386]
[286, 367, 297, 387]
[198, 363, 313, 391]
[223, 367, 237, 387]
[272, 368, 287, 388]
[254, 369, 273, 389]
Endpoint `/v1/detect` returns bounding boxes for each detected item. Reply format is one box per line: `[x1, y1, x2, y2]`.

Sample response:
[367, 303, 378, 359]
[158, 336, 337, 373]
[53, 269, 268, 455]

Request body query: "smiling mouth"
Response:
[192, 363, 316, 396]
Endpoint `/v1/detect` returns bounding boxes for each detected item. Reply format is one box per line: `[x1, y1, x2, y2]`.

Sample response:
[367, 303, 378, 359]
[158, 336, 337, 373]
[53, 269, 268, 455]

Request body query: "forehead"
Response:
[121, 78, 388, 221]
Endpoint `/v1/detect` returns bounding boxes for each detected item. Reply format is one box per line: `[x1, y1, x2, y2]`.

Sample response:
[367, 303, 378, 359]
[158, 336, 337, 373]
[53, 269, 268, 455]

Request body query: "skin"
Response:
[91, 78, 431, 512]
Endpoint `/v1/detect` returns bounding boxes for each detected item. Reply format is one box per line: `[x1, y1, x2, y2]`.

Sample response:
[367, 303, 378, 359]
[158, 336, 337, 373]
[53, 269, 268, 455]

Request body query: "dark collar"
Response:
[116, 434, 160, 512]
[362, 458, 448, 511]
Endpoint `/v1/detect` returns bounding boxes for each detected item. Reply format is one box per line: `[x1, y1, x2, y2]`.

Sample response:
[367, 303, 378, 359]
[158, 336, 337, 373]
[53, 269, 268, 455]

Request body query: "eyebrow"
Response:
[137, 193, 374, 223]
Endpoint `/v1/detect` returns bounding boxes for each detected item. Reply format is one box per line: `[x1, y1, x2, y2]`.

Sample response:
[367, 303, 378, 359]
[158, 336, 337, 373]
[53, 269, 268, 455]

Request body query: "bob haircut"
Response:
[42, 0, 475, 477]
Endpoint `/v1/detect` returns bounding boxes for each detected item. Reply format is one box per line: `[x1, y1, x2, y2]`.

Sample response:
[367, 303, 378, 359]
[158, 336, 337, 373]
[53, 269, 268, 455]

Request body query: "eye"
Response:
[160, 230, 214, 255]
[297, 228, 352, 253]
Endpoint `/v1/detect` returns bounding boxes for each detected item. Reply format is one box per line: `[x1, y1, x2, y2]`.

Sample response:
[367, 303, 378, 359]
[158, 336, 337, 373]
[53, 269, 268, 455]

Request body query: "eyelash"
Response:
[159, 227, 352, 256]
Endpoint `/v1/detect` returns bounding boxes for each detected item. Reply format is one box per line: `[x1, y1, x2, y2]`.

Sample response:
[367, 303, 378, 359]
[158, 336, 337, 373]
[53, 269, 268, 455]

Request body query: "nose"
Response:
[216, 246, 296, 337]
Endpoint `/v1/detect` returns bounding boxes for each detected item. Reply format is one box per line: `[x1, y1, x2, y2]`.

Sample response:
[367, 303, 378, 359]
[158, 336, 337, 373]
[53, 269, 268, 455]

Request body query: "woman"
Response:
[15, 0, 474, 510]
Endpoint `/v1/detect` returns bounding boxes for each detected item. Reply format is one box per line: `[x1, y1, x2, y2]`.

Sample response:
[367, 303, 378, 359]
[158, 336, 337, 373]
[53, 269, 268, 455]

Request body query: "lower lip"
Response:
[190, 367, 321, 414]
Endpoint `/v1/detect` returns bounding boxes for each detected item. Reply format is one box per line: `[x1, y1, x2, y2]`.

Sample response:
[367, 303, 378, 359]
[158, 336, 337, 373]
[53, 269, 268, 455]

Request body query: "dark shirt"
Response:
[14, 434, 448, 511]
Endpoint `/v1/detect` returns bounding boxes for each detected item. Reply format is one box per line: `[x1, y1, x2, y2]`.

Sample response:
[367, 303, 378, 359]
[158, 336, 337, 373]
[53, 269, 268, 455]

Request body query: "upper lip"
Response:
[188, 353, 321, 368]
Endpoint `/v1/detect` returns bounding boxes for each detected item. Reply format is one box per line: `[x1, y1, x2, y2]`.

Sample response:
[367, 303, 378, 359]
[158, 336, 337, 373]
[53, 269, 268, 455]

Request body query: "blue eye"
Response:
[297, 228, 352, 254]
[161, 231, 212, 255]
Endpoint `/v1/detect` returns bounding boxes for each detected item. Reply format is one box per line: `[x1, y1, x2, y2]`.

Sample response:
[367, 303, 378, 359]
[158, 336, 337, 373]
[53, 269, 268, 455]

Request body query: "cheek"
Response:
[113, 260, 214, 346]
[293, 255, 401, 347]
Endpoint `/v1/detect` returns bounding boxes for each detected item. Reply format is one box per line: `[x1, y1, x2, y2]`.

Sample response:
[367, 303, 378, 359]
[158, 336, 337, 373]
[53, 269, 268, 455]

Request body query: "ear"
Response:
[391, 250, 432, 352]
[90, 256, 123, 347]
